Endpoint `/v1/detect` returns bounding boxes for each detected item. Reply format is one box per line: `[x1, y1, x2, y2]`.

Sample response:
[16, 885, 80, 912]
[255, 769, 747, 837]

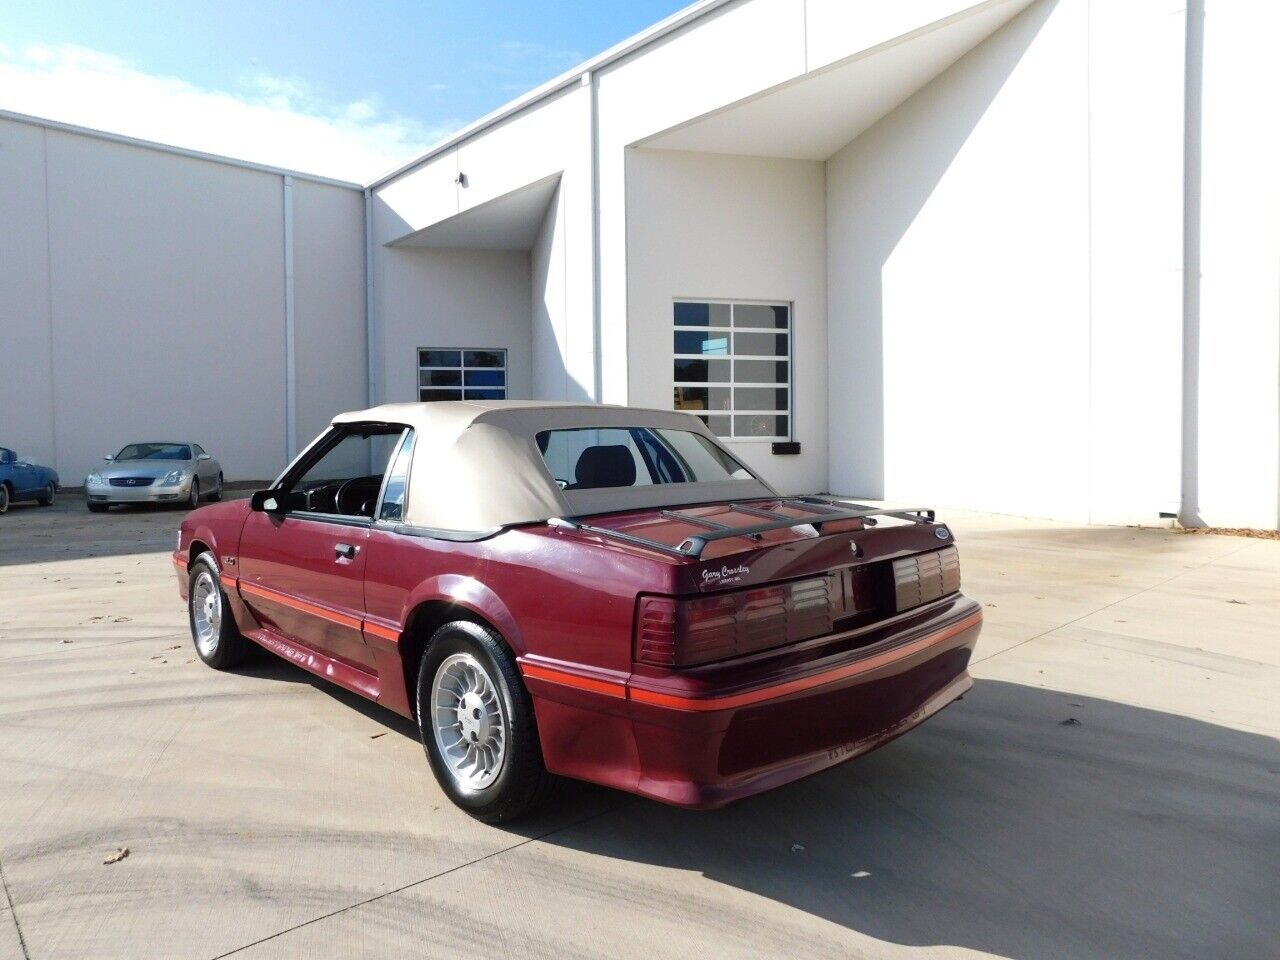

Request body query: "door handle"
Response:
[334, 542, 359, 560]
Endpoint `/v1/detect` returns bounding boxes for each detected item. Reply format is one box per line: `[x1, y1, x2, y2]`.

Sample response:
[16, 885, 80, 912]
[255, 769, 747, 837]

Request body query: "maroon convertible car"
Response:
[175, 401, 981, 822]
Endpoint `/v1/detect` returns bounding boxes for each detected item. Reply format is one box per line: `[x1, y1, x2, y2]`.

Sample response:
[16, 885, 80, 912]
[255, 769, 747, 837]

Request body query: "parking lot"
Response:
[1, 495, 1277, 960]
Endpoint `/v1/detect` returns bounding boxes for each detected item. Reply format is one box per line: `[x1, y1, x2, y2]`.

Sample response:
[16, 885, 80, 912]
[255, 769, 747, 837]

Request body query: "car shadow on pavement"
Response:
[533, 679, 1279, 960]
[240, 654, 423, 742]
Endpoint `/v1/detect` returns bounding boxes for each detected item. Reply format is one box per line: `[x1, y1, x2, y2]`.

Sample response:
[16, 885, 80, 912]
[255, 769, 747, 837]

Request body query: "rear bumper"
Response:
[525, 595, 982, 808]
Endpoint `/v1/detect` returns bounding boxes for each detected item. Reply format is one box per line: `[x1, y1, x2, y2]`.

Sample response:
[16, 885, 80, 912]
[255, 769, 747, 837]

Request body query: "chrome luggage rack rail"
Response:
[553, 498, 936, 560]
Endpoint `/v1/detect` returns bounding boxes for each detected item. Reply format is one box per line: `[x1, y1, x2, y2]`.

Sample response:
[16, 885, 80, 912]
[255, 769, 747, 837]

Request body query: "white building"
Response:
[2, 0, 1278, 530]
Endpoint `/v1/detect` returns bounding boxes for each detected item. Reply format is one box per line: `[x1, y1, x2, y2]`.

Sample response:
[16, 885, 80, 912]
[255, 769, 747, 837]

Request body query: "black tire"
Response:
[187, 478, 200, 508]
[187, 553, 252, 669]
[415, 620, 554, 823]
[87, 501, 108, 513]
[37, 483, 55, 506]
[0, 484, 9, 514]
[209, 473, 223, 502]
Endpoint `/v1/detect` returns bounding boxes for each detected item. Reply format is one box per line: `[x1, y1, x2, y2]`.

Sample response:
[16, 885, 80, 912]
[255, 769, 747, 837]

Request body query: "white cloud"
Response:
[0, 43, 456, 182]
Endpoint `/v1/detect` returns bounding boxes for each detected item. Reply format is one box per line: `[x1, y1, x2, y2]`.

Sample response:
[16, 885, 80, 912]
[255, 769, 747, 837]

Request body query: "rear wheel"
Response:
[209, 473, 223, 502]
[87, 500, 108, 513]
[37, 483, 55, 506]
[416, 620, 553, 823]
[188, 553, 251, 669]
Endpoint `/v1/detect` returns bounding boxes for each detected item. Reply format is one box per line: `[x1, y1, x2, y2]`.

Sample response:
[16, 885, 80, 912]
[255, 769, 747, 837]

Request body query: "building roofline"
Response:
[364, 0, 737, 191]
[0, 107, 363, 190]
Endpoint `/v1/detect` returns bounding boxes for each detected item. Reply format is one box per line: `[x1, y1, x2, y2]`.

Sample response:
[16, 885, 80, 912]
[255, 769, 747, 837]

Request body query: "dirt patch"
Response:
[1179, 526, 1280, 541]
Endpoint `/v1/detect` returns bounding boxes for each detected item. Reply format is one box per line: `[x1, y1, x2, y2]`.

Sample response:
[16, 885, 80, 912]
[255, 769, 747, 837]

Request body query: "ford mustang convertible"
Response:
[175, 402, 981, 822]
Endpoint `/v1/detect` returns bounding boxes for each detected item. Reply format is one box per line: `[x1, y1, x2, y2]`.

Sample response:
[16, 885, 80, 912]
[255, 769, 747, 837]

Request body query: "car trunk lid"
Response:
[565, 498, 962, 668]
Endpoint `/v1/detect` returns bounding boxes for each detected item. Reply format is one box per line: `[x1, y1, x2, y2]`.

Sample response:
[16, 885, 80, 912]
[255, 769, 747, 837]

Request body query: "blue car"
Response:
[0, 447, 60, 514]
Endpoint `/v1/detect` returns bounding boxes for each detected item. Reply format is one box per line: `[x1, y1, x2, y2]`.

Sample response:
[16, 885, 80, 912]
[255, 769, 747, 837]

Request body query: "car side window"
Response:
[282, 425, 404, 519]
[193, 444, 206, 458]
[377, 430, 415, 522]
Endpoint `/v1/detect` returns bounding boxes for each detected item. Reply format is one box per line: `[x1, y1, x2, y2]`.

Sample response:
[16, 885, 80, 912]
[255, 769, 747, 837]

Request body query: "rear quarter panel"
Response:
[364, 524, 677, 672]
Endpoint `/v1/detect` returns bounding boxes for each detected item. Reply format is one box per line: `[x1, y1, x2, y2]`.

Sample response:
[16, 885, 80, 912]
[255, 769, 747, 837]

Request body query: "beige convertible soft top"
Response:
[329, 400, 777, 534]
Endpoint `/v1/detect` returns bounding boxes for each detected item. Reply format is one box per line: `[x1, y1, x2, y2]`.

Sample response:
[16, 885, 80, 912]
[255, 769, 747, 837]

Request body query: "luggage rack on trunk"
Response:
[555, 498, 936, 560]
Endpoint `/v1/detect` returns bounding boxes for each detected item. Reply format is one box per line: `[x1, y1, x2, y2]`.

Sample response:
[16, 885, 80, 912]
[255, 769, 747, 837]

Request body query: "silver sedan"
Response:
[84, 442, 223, 512]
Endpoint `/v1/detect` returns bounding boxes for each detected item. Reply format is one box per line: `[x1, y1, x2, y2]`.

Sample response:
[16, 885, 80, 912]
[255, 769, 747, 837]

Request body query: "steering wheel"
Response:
[336, 476, 378, 517]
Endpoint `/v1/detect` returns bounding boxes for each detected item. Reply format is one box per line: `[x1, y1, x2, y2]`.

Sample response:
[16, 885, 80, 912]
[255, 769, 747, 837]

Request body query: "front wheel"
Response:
[87, 501, 108, 513]
[37, 483, 55, 506]
[0, 485, 9, 514]
[188, 553, 252, 669]
[416, 620, 554, 823]
[187, 478, 200, 509]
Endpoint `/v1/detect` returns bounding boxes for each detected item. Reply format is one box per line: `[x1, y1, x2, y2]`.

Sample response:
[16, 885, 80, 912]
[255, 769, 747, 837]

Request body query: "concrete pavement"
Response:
[1, 495, 1277, 959]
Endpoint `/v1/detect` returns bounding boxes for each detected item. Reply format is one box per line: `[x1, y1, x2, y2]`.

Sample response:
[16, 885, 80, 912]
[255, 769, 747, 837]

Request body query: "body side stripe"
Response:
[239, 580, 364, 631]
[521, 663, 628, 699]
[364, 621, 401, 642]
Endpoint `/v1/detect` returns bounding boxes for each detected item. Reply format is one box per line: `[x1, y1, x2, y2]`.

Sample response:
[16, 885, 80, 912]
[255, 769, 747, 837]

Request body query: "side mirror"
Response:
[198, 453, 212, 461]
[103, 455, 114, 461]
[250, 489, 283, 513]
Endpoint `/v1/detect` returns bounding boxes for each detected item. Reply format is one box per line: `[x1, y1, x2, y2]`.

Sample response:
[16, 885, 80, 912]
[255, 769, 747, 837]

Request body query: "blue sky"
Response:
[0, 1, 688, 181]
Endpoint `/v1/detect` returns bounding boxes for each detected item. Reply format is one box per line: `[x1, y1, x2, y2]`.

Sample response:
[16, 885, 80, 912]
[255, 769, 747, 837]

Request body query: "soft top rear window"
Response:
[536, 427, 755, 491]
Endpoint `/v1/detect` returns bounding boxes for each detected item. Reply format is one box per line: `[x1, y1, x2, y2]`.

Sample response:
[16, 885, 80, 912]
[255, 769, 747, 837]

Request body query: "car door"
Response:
[235, 425, 405, 675]
[0, 449, 16, 493]
[191, 445, 214, 487]
[11, 455, 37, 495]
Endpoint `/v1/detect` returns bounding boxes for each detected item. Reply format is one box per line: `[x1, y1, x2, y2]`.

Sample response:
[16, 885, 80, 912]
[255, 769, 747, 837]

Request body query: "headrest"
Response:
[574, 445, 637, 489]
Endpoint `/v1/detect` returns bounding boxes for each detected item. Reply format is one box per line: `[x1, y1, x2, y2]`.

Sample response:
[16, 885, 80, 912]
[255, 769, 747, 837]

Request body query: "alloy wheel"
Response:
[190, 570, 221, 657]
[430, 652, 507, 790]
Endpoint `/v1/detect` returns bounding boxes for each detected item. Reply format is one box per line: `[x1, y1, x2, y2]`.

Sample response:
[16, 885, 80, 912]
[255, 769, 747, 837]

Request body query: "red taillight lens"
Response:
[635, 577, 834, 668]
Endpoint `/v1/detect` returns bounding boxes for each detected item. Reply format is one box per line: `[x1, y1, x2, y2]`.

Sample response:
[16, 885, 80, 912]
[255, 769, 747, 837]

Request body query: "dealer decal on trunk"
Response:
[701, 563, 750, 586]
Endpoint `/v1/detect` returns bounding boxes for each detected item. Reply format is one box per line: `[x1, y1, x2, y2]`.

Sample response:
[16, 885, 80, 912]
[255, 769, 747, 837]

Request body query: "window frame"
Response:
[672, 298, 793, 442]
[417, 348, 509, 402]
[270, 423, 409, 528]
[374, 427, 415, 523]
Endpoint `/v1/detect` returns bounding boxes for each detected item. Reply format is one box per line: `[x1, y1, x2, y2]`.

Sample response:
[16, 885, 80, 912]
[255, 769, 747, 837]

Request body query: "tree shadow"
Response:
[536, 679, 1279, 960]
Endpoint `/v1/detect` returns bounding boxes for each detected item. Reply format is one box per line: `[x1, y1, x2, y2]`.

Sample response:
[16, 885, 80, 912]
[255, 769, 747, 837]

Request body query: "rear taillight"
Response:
[891, 546, 961, 612]
[635, 577, 835, 667]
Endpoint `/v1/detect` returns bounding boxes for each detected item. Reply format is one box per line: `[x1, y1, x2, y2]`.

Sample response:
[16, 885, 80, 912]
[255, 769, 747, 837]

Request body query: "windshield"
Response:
[535, 427, 754, 490]
[115, 443, 191, 462]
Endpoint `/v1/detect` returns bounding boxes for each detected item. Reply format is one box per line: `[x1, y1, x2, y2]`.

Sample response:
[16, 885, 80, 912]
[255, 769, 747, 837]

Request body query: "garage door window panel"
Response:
[673, 300, 791, 441]
[418, 348, 507, 402]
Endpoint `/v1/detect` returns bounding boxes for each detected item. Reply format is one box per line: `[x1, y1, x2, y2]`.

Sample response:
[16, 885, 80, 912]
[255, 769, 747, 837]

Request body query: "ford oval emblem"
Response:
[935, 527, 950, 540]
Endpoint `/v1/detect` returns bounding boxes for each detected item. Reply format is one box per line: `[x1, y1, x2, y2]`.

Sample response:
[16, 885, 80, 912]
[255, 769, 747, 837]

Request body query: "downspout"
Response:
[1180, 0, 1204, 526]
[586, 70, 604, 403]
[282, 175, 297, 458]
[364, 187, 377, 408]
